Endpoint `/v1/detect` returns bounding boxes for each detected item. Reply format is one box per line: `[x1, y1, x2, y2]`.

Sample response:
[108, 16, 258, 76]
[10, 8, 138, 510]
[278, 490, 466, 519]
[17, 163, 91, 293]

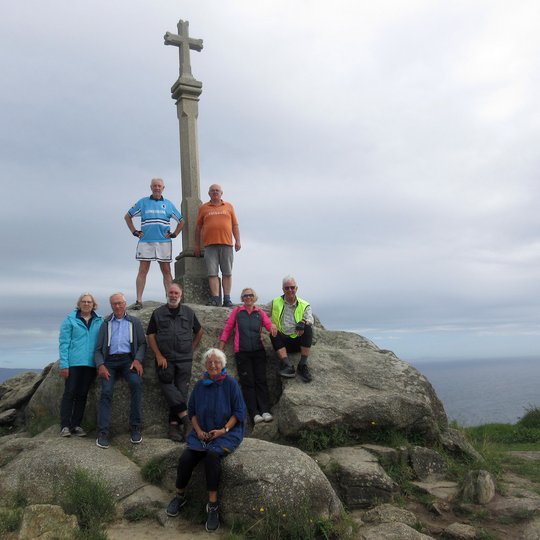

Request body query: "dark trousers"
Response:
[270, 324, 313, 353]
[60, 366, 96, 429]
[176, 449, 222, 492]
[235, 349, 270, 417]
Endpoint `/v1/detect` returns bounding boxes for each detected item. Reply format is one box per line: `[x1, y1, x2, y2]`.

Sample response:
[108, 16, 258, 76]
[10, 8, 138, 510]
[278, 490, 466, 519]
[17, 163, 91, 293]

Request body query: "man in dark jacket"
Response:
[94, 292, 146, 449]
[147, 283, 203, 441]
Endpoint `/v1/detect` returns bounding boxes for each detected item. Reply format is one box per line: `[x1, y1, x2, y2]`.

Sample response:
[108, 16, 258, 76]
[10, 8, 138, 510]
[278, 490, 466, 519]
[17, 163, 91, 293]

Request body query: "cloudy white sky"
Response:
[2, 0, 540, 369]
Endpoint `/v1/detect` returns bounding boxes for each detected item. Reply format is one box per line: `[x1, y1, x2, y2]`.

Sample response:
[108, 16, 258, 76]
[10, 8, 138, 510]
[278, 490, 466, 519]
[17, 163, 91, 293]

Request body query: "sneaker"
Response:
[206, 297, 219, 307]
[168, 423, 183, 442]
[130, 429, 143, 444]
[60, 427, 71, 437]
[131, 301, 143, 310]
[297, 363, 312, 383]
[262, 412, 274, 423]
[71, 426, 87, 437]
[279, 363, 296, 378]
[96, 432, 109, 449]
[166, 493, 187, 517]
[222, 299, 233, 308]
[206, 502, 220, 532]
[253, 414, 264, 424]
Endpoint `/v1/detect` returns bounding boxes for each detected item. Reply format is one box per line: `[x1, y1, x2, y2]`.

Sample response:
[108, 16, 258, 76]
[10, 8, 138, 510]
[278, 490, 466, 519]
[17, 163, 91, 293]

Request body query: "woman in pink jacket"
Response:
[219, 287, 277, 424]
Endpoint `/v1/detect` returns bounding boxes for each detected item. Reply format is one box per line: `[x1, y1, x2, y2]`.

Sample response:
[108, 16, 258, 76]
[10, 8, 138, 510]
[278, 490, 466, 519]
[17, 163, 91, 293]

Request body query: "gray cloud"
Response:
[2, 0, 540, 368]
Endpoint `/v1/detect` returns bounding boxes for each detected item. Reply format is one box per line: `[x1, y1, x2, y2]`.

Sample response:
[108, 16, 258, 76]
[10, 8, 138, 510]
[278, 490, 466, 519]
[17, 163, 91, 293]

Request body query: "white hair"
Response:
[203, 348, 227, 367]
[282, 275, 297, 287]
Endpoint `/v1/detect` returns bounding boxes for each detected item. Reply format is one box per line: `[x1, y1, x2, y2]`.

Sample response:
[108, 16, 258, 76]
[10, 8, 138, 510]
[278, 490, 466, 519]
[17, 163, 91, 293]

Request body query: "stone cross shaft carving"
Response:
[164, 20, 203, 80]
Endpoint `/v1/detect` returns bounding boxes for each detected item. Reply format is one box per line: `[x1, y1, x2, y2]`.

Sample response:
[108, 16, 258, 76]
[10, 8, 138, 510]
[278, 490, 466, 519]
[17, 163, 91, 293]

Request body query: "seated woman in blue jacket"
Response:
[166, 348, 245, 533]
[58, 292, 103, 437]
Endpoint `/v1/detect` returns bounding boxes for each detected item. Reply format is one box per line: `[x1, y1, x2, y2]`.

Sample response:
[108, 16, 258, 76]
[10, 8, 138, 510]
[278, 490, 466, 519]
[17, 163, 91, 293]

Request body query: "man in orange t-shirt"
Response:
[194, 184, 241, 307]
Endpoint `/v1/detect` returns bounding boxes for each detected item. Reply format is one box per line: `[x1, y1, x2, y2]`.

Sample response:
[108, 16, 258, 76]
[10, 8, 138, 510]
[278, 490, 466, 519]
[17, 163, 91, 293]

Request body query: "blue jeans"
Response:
[98, 356, 142, 434]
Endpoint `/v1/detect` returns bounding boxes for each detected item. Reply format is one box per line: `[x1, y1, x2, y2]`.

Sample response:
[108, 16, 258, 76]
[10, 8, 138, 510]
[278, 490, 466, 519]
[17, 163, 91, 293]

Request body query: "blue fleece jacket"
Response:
[59, 310, 103, 369]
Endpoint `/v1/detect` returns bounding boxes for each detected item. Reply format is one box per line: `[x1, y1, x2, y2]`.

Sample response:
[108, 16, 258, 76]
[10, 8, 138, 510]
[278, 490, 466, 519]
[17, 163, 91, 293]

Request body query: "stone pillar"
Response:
[164, 20, 211, 304]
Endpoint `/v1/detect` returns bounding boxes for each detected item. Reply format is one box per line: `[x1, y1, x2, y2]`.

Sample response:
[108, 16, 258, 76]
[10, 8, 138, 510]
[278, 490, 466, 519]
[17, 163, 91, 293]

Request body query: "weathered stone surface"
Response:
[0, 432, 145, 504]
[0, 369, 46, 412]
[521, 516, 540, 540]
[410, 480, 459, 501]
[362, 503, 417, 526]
[315, 446, 398, 508]
[0, 408, 17, 425]
[358, 521, 435, 539]
[361, 444, 400, 466]
[407, 446, 448, 481]
[485, 472, 540, 516]
[18, 504, 78, 540]
[443, 522, 477, 539]
[221, 438, 342, 523]
[461, 470, 496, 504]
[439, 428, 484, 463]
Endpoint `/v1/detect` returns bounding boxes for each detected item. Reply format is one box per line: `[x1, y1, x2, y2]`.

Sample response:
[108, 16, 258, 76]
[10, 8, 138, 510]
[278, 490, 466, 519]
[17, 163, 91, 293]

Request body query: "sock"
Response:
[180, 415, 190, 428]
[223, 294, 231, 302]
[281, 356, 291, 367]
[299, 355, 308, 367]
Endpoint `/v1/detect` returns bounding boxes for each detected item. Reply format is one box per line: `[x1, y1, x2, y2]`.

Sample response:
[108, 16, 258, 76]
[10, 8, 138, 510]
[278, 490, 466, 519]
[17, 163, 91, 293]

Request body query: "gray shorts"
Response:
[204, 244, 234, 276]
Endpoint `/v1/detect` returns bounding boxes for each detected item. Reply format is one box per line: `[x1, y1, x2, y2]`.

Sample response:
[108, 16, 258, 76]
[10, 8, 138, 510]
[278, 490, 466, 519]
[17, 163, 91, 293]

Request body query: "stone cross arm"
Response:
[164, 20, 203, 80]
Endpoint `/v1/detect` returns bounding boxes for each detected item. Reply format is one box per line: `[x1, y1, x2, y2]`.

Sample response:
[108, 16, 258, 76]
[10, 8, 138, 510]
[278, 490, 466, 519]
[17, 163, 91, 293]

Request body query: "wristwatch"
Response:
[223, 426, 229, 433]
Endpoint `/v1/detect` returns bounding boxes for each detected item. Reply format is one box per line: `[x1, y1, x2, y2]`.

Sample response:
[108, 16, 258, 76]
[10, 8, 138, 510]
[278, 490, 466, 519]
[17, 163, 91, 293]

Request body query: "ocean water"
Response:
[412, 357, 540, 427]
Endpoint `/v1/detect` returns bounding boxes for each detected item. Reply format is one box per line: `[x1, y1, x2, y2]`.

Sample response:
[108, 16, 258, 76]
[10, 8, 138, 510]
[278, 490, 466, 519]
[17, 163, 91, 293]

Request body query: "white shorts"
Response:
[136, 242, 172, 262]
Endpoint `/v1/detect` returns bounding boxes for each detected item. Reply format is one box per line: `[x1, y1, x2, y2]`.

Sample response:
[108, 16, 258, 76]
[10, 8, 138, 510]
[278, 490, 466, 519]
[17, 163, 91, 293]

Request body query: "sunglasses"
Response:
[242, 293, 255, 298]
[283, 286, 297, 291]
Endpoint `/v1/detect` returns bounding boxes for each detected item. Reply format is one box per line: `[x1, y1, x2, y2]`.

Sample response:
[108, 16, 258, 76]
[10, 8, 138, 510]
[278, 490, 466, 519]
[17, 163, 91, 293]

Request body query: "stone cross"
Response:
[164, 20, 203, 81]
[164, 20, 209, 303]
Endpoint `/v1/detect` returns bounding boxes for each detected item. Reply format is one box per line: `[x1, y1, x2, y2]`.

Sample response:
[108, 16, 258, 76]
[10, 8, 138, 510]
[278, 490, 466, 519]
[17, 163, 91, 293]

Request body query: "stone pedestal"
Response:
[175, 253, 220, 304]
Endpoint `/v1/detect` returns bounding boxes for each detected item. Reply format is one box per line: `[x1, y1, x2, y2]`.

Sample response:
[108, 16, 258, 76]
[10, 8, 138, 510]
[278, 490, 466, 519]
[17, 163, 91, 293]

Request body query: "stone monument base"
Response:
[174, 253, 219, 305]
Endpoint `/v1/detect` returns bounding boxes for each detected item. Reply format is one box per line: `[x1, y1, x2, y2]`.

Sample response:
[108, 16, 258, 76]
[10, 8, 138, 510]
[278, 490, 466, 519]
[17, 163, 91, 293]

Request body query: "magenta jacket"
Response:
[220, 305, 274, 353]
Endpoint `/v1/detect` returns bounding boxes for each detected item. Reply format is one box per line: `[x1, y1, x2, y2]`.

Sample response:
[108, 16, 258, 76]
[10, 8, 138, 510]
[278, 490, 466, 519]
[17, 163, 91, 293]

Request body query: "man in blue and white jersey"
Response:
[124, 178, 184, 309]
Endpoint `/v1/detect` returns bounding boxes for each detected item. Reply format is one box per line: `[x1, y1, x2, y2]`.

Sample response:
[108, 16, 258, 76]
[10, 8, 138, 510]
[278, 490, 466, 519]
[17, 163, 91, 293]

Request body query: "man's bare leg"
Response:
[136, 261, 151, 303]
[222, 275, 232, 296]
[208, 276, 220, 297]
[159, 261, 173, 297]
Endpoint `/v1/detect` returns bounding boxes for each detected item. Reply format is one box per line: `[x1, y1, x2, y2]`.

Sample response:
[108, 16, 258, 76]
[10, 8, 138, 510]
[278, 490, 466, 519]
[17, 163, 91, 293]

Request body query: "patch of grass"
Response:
[0, 490, 28, 536]
[476, 529, 497, 540]
[59, 468, 115, 533]
[517, 406, 540, 429]
[412, 520, 427, 533]
[141, 457, 167, 485]
[125, 506, 158, 523]
[298, 426, 356, 452]
[496, 508, 535, 524]
[0, 507, 23, 535]
[228, 500, 353, 539]
[502, 453, 540, 484]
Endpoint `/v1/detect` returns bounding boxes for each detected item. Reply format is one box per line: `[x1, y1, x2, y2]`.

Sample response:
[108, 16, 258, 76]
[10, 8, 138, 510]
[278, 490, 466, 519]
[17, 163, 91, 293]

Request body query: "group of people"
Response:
[125, 179, 240, 309]
[57, 178, 314, 532]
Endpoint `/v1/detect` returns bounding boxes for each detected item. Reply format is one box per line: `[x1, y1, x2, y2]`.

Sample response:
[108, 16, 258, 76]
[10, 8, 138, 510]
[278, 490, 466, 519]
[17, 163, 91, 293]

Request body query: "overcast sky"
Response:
[2, 0, 540, 369]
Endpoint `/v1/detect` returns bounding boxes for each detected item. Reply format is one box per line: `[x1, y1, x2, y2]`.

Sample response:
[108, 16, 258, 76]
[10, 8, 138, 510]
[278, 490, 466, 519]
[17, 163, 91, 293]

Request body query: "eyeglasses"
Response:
[242, 294, 255, 298]
[207, 360, 222, 366]
[283, 286, 297, 291]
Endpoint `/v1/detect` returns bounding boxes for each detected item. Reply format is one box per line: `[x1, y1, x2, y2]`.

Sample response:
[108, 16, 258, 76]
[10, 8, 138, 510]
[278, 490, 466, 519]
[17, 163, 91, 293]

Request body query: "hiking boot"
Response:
[222, 299, 233, 308]
[60, 427, 71, 437]
[206, 297, 219, 307]
[71, 426, 87, 437]
[131, 301, 143, 310]
[253, 414, 264, 424]
[279, 363, 295, 378]
[262, 412, 274, 422]
[297, 363, 312, 383]
[168, 423, 183, 442]
[205, 502, 220, 532]
[130, 428, 143, 444]
[96, 432, 109, 449]
[166, 493, 187, 517]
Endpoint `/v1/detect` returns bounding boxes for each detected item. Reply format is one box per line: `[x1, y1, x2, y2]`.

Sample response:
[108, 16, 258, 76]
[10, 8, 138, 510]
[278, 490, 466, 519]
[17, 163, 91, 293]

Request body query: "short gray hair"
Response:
[203, 348, 227, 367]
[282, 275, 297, 287]
[109, 292, 126, 304]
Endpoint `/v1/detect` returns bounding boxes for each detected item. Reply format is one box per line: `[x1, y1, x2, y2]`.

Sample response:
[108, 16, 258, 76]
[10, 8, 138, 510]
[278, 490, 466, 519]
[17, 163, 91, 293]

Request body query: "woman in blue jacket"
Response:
[58, 293, 103, 437]
[166, 348, 245, 532]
